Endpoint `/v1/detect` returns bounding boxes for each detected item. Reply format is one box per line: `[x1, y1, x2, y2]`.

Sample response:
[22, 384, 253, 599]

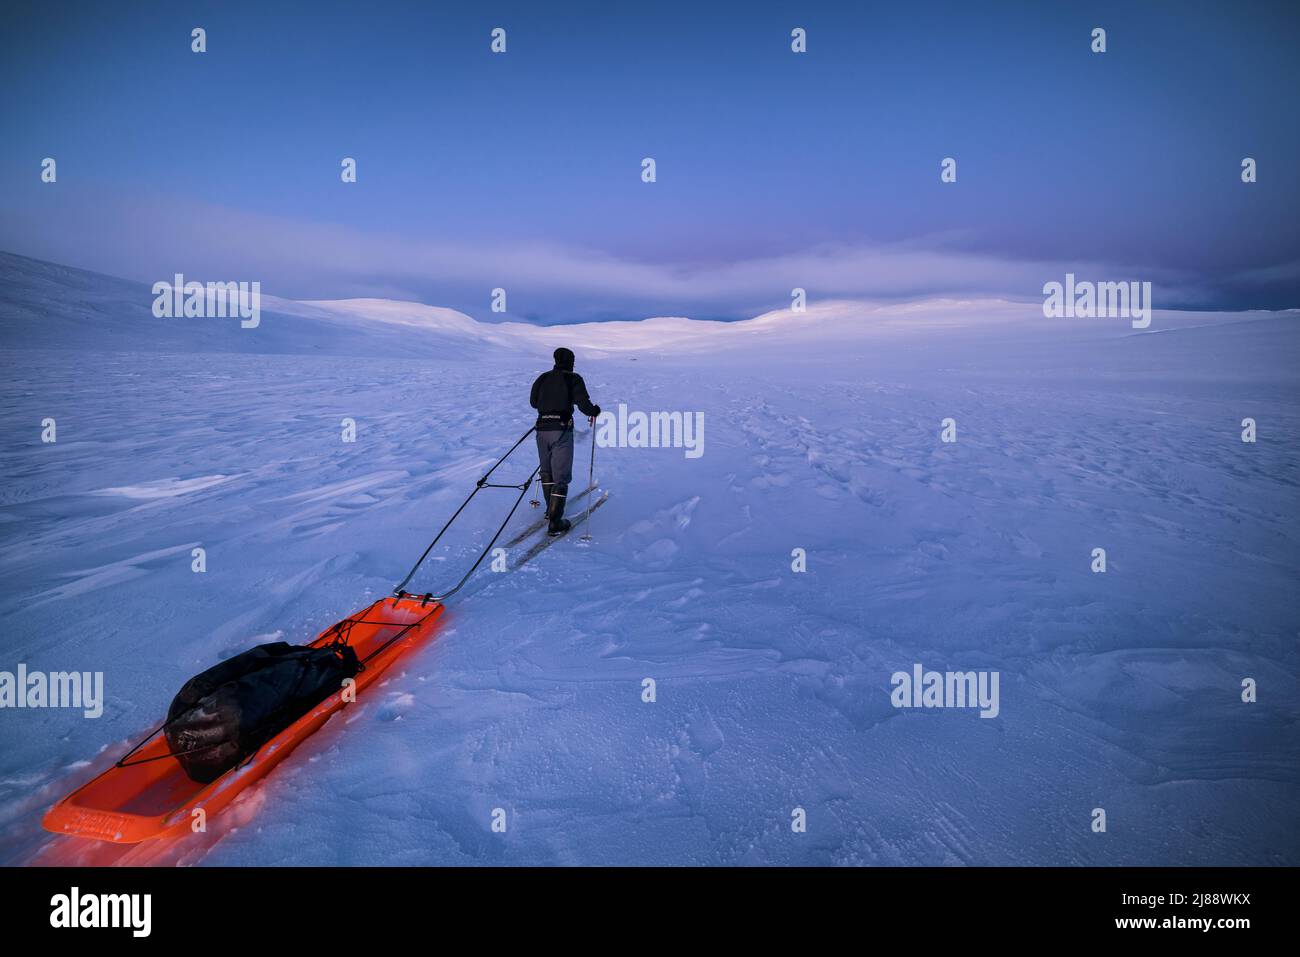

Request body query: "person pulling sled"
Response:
[530, 347, 602, 535]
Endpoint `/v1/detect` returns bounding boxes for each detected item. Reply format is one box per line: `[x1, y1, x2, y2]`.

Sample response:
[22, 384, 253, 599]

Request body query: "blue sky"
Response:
[2, 0, 1297, 322]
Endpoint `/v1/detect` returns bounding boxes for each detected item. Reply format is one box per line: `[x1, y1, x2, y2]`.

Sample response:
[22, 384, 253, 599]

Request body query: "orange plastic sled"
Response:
[42, 595, 445, 844]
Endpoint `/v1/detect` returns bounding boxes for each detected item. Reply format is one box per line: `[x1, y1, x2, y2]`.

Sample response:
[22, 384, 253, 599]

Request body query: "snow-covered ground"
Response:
[1, 252, 1297, 865]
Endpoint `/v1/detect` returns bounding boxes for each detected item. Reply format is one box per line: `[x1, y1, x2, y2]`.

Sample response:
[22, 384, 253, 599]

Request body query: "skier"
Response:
[530, 347, 602, 535]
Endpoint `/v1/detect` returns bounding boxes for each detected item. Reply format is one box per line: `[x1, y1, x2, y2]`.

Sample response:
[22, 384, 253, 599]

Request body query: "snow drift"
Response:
[1, 250, 1297, 866]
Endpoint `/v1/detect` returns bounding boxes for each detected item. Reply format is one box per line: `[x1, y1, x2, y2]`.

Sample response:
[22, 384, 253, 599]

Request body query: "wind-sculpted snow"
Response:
[0, 253, 1297, 865]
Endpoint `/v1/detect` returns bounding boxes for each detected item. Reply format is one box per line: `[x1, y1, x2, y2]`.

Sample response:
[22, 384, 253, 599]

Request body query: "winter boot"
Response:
[547, 490, 571, 535]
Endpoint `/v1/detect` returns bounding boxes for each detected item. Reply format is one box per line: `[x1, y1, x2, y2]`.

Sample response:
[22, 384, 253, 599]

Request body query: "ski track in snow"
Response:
[1, 269, 1298, 865]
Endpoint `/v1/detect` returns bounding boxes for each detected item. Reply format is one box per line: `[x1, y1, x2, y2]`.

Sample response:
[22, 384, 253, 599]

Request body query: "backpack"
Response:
[164, 641, 361, 783]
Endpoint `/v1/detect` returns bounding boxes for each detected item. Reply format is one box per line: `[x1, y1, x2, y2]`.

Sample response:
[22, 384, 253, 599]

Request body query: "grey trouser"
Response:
[536, 427, 574, 513]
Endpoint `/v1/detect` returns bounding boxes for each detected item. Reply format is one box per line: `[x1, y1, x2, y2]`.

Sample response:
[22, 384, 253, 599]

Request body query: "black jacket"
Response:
[530, 367, 600, 430]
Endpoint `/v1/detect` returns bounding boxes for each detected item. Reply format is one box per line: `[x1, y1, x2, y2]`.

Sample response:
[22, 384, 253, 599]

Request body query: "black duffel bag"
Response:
[164, 641, 361, 783]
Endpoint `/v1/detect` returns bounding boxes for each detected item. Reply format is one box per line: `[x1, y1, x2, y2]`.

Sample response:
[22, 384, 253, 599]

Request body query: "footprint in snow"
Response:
[376, 692, 416, 722]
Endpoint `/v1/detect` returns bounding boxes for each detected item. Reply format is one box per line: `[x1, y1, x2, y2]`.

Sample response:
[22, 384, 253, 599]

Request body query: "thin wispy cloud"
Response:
[0, 188, 1223, 322]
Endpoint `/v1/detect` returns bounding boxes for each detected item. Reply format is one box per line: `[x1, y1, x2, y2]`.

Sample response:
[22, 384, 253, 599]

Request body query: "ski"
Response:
[505, 484, 596, 547]
[515, 493, 610, 567]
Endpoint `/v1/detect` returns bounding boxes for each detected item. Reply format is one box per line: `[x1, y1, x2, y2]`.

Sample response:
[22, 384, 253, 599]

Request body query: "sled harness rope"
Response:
[114, 426, 539, 770]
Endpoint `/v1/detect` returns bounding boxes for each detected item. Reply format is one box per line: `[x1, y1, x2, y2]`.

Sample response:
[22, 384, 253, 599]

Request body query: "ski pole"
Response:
[580, 418, 597, 541]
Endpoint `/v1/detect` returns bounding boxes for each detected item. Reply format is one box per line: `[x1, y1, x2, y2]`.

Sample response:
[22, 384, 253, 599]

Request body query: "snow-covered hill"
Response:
[0, 249, 1096, 359]
[1, 251, 1297, 866]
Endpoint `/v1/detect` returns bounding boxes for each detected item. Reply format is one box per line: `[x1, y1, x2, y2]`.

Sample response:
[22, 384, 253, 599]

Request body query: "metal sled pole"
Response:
[392, 426, 538, 599]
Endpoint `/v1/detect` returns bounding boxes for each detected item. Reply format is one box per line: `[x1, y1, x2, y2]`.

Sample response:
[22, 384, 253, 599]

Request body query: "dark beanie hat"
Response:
[553, 347, 575, 370]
